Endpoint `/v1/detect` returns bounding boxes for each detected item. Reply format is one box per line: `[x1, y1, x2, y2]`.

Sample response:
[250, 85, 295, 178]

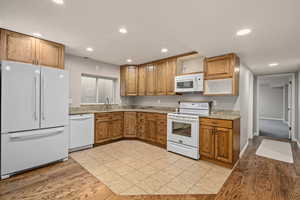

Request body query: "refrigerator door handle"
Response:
[9, 127, 65, 140]
[34, 76, 37, 120]
[41, 73, 45, 121]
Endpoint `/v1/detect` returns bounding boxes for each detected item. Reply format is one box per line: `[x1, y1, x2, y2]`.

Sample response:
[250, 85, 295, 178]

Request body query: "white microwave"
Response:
[175, 73, 204, 93]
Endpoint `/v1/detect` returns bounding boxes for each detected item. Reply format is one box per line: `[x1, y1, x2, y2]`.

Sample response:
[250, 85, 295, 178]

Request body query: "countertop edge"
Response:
[69, 110, 240, 120]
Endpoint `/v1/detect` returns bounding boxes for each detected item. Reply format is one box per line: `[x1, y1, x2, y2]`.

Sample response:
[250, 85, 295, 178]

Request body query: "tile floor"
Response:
[70, 140, 232, 195]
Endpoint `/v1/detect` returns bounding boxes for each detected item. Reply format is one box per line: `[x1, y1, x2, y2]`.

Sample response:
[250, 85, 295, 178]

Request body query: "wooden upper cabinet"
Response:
[120, 65, 138, 96]
[0, 30, 36, 64]
[214, 127, 233, 163]
[200, 125, 215, 159]
[146, 65, 156, 95]
[120, 66, 127, 96]
[124, 112, 137, 137]
[138, 65, 147, 96]
[126, 66, 138, 96]
[156, 62, 167, 95]
[204, 54, 235, 79]
[166, 59, 177, 95]
[36, 39, 64, 69]
[0, 29, 65, 69]
[203, 53, 240, 96]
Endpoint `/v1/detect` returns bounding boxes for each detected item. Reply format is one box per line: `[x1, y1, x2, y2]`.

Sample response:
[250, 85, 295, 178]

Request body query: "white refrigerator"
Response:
[1, 60, 69, 179]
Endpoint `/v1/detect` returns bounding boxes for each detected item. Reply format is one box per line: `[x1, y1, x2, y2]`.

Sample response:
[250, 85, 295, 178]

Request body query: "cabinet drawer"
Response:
[155, 113, 167, 120]
[95, 113, 112, 121]
[200, 118, 232, 128]
[112, 112, 123, 120]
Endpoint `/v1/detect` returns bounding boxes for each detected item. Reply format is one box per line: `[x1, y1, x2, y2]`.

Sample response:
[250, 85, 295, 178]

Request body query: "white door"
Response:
[1, 61, 40, 133]
[40, 66, 68, 128]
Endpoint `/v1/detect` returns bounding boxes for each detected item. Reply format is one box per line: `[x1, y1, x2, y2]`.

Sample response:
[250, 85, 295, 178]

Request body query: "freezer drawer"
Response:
[1, 127, 68, 178]
[69, 114, 94, 152]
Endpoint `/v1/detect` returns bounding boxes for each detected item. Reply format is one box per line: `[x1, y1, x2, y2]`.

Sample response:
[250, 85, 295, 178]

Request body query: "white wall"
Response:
[65, 54, 123, 107]
[298, 72, 300, 141]
[259, 85, 284, 119]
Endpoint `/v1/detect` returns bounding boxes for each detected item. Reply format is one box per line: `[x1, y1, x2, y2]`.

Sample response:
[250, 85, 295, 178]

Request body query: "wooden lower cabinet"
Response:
[137, 112, 146, 139]
[94, 111, 167, 147]
[200, 118, 240, 168]
[141, 113, 167, 147]
[94, 112, 123, 144]
[200, 125, 215, 159]
[95, 120, 111, 143]
[123, 112, 137, 137]
[214, 127, 233, 163]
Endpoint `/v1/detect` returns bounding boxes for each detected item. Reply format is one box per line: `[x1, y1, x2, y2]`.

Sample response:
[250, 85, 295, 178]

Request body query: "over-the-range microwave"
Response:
[175, 73, 204, 93]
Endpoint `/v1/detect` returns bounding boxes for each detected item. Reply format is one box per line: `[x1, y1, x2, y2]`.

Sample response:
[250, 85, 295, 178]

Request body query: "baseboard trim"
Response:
[240, 141, 249, 158]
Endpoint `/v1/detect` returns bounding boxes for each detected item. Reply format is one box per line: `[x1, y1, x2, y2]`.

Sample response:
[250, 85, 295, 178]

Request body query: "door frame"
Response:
[256, 73, 296, 140]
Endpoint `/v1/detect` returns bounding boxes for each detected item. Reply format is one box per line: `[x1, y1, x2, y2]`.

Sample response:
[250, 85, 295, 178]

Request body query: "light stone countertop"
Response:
[69, 109, 240, 120]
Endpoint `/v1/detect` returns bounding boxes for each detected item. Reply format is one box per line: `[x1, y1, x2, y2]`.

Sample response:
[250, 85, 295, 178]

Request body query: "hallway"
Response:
[259, 119, 289, 139]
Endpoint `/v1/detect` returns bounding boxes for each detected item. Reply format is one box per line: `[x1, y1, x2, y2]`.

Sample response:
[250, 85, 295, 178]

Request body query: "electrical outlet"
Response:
[157, 99, 161, 104]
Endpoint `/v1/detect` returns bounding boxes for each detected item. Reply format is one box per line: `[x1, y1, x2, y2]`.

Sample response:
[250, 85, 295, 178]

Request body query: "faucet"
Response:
[104, 96, 110, 110]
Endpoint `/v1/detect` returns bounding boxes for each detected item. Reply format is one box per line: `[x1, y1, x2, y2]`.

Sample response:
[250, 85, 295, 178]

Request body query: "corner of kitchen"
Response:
[1, 1, 299, 198]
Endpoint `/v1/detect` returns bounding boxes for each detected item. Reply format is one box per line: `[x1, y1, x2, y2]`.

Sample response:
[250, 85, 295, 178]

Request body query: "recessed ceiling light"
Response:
[161, 48, 168, 53]
[126, 59, 132, 63]
[86, 47, 94, 52]
[52, 0, 64, 5]
[119, 27, 128, 34]
[236, 28, 252, 36]
[269, 62, 279, 67]
[33, 33, 42, 37]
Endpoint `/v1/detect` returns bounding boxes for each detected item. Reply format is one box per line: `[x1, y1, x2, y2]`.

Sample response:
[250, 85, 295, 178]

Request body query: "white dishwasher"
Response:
[69, 114, 94, 152]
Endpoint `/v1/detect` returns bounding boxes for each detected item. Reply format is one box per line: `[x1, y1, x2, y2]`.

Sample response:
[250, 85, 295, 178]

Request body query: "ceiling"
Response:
[1, 0, 300, 75]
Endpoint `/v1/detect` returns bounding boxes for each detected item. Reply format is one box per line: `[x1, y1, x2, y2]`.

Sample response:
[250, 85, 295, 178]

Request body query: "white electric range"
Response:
[167, 101, 211, 159]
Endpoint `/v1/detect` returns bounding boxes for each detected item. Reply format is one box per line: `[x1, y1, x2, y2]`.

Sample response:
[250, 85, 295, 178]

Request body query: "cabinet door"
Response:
[126, 66, 138, 96]
[146, 65, 156, 95]
[145, 114, 157, 142]
[137, 112, 146, 139]
[214, 127, 233, 163]
[138, 65, 147, 96]
[156, 114, 167, 146]
[120, 67, 127, 96]
[0, 30, 36, 64]
[36, 39, 64, 69]
[166, 59, 177, 95]
[95, 120, 111, 143]
[204, 54, 233, 79]
[200, 125, 215, 159]
[124, 112, 137, 137]
[112, 120, 123, 139]
[156, 62, 167, 95]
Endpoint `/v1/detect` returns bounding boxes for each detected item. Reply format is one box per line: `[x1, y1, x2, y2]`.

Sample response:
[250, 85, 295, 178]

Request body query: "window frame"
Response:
[80, 74, 117, 105]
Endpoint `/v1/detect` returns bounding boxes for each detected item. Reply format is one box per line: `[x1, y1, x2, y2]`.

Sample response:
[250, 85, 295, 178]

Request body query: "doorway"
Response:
[256, 74, 295, 140]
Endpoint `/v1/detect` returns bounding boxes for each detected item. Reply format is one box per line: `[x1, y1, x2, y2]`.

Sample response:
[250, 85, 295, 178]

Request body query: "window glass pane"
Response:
[97, 78, 114, 104]
[81, 76, 97, 103]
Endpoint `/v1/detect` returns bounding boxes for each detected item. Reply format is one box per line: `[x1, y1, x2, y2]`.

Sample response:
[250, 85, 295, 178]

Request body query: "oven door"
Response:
[167, 117, 199, 147]
[175, 77, 195, 92]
